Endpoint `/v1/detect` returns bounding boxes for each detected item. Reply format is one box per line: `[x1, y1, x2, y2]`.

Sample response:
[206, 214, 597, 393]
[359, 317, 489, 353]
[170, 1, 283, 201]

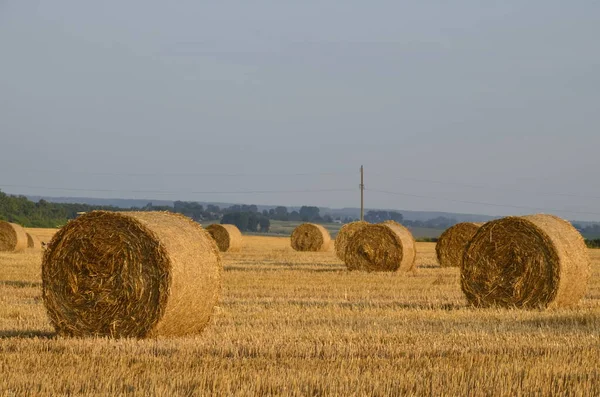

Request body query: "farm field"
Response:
[2, 229, 600, 395]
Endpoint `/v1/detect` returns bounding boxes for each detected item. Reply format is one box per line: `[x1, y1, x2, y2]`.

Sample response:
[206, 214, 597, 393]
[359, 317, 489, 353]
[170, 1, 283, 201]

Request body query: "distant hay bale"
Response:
[435, 222, 483, 268]
[291, 223, 331, 252]
[345, 221, 416, 272]
[461, 214, 591, 309]
[26, 232, 43, 250]
[206, 224, 242, 252]
[42, 211, 222, 338]
[334, 221, 368, 261]
[0, 221, 28, 252]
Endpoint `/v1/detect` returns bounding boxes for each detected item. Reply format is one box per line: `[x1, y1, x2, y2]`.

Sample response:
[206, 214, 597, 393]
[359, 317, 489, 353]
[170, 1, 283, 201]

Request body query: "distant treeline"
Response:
[364, 210, 458, 230]
[574, 223, 600, 239]
[0, 191, 334, 232]
[586, 239, 600, 249]
[0, 191, 121, 228]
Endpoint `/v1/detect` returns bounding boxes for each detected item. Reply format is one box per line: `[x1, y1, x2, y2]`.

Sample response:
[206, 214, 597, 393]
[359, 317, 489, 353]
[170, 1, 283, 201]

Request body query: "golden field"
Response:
[1, 228, 600, 396]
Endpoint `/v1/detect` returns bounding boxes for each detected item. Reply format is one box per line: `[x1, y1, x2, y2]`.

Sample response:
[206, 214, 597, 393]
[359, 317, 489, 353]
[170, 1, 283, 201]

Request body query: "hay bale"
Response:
[42, 211, 222, 338]
[461, 214, 591, 309]
[0, 221, 28, 252]
[436, 222, 483, 268]
[206, 224, 242, 252]
[290, 223, 331, 252]
[26, 232, 43, 250]
[334, 221, 369, 261]
[345, 221, 416, 272]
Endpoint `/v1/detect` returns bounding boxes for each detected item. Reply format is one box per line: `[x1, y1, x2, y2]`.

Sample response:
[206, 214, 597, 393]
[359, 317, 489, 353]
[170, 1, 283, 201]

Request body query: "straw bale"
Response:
[436, 223, 483, 267]
[291, 223, 331, 252]
[334, 221, 368, 261]
[0, 221, 28, 252]
[344, 221, 416, 272]
[26, 232, 43, 250]
[42, 211, 222, 338]
[461, 214, 590, 309]
[206, 224, 243, 252]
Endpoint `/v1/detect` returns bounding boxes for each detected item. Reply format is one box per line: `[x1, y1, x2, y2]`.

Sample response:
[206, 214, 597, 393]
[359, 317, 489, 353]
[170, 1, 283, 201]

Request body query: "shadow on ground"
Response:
[0, 280, 42, 288]
[0, 330, 55, 339]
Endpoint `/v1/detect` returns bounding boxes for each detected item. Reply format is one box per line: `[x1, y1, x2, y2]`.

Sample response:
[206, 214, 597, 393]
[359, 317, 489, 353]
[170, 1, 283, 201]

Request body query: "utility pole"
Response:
[360, 165, 364, 221]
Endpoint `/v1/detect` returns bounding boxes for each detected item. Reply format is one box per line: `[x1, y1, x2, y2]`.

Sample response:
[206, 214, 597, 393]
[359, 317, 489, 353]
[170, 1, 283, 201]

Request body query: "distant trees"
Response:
[221, 212, 270, 232]
[364, 210, 403, 223]
[403, 216, 457, 229]
[299, 206, 321, 222]
[0, 190, 120, 227]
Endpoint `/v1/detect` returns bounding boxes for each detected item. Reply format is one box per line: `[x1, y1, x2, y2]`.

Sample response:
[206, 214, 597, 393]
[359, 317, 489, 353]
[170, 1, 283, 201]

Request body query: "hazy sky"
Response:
[1, 1, 599, 220]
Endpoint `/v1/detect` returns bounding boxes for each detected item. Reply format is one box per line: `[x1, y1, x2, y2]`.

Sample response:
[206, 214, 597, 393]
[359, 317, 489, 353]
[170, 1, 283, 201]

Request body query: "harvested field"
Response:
[2, 232, 600, 395]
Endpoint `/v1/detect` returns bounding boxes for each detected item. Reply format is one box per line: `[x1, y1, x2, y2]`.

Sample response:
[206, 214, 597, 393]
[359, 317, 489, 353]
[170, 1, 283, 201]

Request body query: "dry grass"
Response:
[2, 230, 600, 395]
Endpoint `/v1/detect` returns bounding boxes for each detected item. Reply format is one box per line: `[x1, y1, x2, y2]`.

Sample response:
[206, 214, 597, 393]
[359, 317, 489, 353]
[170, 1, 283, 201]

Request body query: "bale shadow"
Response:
[280, 300, 464, 311]
[0, 280, 41, 288]
[521, 313, 599, 328]
[0, 330, 56, 339]
[224, 266, 345, 273]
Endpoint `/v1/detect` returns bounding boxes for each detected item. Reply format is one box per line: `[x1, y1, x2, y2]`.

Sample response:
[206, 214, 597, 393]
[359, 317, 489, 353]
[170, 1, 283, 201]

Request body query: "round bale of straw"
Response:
[42, 211, 222, 338]
[26, 232, 43, 250]
[206, 223, 243, 252]
[291, 223, 331, 252]
[345, 221, 416, 272]
[0, 221, 28, 252]
[335, 221, 368, 261]
[436, 222, 483, 268]
[461, 214, 591, 309]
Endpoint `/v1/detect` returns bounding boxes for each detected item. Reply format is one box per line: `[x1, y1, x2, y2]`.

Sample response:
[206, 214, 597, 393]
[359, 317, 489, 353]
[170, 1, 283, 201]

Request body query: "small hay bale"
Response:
[461, 214, 591, 309]
[42, 211, 222, 338]
[436, 222, 483, 268]
[334, 221, 369, 261]
[206, 224, 243, 252]
[26, 232, 43, 250]
[0, 221, 28, 252]
[344, 221, 416, 272]
[290, 223, 331, 252]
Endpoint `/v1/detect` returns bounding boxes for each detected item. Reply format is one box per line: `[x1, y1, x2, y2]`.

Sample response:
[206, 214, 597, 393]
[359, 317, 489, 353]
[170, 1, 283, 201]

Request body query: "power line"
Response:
[0, 183, 355, 196]
[8, 168, 356, 178]
[370, 173, 600, 201]
[368, 188, 600, 217]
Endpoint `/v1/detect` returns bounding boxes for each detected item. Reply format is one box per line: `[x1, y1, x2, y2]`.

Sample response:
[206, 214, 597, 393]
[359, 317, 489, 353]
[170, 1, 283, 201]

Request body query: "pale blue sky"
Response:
[1, 1, 599, 219]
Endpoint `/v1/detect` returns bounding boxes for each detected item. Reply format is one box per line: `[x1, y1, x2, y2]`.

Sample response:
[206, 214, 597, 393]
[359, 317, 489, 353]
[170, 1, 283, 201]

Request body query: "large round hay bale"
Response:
[345, 221, 416, 272]
[290, 223, 331, 252]
[206, 224, 242, 252]
[334, 221, 368, 261]
[461, 214, 590, 309]
[0, 221, 28, 252]
[436, 222, 483, 268]
[42, 211, 222, 338]
[26, 232, 43, 250]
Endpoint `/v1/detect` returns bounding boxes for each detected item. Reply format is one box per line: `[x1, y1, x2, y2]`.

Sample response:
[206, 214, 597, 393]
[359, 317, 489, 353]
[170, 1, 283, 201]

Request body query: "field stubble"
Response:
[1, 229, 600, 395]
